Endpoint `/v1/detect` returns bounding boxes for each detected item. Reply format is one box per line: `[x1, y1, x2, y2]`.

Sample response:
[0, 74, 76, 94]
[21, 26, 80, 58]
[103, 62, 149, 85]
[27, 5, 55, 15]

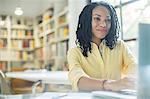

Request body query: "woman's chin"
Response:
[97, 35, 106, 39]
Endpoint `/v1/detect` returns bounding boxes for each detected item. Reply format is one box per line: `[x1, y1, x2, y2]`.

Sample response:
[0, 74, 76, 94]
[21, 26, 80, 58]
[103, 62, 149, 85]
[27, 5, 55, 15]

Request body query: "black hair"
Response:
[76, 1, 120, 57]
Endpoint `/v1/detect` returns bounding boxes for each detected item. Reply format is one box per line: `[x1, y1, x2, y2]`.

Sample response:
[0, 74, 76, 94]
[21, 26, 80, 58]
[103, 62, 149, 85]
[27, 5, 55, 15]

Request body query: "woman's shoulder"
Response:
[114, 39, 129, 51]
[116, 39, 126, 47]
[67, 46, 82, 54]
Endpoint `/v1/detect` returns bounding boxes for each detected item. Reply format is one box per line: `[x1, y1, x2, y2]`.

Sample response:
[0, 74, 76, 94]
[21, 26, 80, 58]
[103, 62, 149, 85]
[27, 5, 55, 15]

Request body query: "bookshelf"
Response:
[55, 7, 69, 70]
[0, 0, 70, 71]
[34, 5, 69, 70]
[0, 15, 35, 71]
[34, 7, 54, 69]
[10, 17, 34, 62]
[0, 15, 8, 71]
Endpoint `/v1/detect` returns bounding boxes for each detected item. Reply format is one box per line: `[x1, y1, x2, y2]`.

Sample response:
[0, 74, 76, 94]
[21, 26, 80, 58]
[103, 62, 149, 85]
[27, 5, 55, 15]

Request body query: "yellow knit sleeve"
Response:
[120, 40, 137, 78]
[67, 48, 89, 91]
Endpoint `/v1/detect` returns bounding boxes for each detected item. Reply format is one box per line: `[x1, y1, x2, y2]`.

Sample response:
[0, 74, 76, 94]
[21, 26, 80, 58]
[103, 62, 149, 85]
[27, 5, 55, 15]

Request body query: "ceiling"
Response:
[0, 0, 55, 18]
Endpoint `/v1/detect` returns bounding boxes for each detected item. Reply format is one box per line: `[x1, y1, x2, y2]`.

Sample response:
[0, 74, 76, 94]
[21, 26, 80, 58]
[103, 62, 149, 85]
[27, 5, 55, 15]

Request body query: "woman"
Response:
[67, 1, 137, 91]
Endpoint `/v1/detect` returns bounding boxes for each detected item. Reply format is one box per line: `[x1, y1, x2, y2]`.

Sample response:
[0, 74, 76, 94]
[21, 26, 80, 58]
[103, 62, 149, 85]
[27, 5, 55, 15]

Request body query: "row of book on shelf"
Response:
[0, 29, 7, 37]
[11, 29, 33, 38]
[0, 61, 7, 71]
[58, 26, 69, 38]
[11, 39, 34, 49]
[0, 28, 33, 38]
[0, 50, 34, 61]
[0, 39, 7, 48]
[0, 39, 35, 49]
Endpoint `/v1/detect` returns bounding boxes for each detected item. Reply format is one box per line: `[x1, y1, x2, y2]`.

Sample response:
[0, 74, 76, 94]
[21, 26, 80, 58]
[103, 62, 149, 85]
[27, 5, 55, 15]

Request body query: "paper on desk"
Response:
[29, 92, 65, 99]
[92, 91, 136, 99]
[30, 92, 91, 99]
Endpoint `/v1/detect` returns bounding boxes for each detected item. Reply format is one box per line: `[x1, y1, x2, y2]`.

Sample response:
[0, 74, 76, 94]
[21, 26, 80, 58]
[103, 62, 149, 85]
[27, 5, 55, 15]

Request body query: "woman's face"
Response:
[92, 6, 111, 41]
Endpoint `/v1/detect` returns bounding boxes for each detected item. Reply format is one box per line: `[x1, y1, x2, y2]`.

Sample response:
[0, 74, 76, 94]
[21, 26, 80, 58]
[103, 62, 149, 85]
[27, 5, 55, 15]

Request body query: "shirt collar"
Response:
[91, 40, 105, 49]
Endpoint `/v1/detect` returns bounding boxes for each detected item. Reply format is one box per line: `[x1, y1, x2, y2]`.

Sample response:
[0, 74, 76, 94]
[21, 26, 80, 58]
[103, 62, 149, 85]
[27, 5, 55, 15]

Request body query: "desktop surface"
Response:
[0, 90, 137, 99]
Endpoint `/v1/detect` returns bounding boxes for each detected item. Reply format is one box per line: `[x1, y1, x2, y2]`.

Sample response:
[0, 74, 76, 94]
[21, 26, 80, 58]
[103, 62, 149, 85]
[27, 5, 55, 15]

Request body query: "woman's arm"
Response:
[78, 76, 136, 91]
[78, 76, 105, 91]
[104, 77, 136, 91]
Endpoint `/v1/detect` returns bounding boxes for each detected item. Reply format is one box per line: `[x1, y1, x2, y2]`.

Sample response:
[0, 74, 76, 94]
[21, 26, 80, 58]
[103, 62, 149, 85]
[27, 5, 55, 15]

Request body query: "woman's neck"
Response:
[92, 38, 101, 46]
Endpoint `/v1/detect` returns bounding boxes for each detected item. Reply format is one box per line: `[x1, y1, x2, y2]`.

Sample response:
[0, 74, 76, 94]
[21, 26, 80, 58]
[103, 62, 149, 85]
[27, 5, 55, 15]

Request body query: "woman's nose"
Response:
[99, 21, 106, 27]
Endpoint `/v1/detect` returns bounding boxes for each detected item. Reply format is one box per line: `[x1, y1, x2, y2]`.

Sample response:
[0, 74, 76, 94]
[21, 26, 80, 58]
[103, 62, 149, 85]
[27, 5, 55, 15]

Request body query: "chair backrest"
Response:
[0, 70, 11, 95]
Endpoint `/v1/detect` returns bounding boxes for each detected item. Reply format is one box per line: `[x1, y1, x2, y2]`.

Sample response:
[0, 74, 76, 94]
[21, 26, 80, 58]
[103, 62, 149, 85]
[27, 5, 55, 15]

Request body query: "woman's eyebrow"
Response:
[93, 14, 111, 18]
[93, 14, 101, 17]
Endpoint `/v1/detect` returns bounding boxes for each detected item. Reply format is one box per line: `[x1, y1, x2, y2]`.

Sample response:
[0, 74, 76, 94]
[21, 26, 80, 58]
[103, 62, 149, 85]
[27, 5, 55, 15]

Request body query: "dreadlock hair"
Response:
[75, 1, 120, 57]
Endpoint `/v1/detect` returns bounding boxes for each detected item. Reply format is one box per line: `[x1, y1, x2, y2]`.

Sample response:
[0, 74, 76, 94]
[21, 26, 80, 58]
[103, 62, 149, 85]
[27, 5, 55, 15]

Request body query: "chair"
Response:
[0, 70, 12, 94]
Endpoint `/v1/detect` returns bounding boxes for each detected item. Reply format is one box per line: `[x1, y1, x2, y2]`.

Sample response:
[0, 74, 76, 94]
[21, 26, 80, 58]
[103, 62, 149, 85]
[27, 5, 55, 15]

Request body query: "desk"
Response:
[6, 70, 70, 85]
[0, 91, 137, 99]
[5, 71, 137, 99]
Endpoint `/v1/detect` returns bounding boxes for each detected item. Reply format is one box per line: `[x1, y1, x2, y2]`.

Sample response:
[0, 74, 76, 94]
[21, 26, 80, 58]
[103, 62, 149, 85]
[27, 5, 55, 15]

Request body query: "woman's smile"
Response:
[96, 27, 108, 35]
[96, 28, 107, 33]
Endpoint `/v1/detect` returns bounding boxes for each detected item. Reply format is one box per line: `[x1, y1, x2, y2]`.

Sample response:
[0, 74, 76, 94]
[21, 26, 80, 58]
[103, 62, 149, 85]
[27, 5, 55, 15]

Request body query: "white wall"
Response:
[68, 0, 88, 48]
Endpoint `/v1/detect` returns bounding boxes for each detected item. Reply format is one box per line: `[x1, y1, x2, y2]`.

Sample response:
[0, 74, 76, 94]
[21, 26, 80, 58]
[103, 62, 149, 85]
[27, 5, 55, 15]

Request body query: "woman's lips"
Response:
[96, 29, 107, 33]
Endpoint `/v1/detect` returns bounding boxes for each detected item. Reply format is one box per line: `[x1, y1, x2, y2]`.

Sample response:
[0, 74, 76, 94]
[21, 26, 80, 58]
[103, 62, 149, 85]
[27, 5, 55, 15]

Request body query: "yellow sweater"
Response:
[67, 40, 137, 91]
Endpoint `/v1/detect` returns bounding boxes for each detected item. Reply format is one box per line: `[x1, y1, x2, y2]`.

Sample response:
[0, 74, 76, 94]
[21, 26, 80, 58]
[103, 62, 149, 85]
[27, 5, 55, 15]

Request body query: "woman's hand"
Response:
[104, 77, 137, 92]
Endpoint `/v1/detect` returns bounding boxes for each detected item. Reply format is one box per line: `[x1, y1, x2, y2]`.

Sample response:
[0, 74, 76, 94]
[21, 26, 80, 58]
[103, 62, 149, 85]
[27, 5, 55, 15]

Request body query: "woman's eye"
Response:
[94, 17, 100, 21]
[106, 19, 111, 23]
